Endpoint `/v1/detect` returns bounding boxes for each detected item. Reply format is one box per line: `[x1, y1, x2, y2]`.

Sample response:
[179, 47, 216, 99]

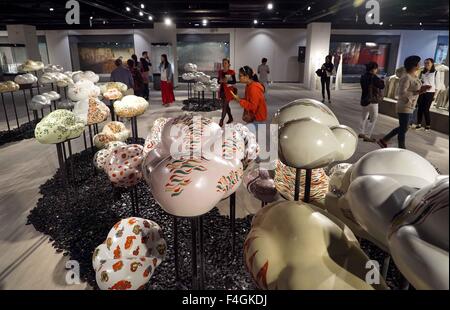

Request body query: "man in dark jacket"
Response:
[359, 62, 385, 142]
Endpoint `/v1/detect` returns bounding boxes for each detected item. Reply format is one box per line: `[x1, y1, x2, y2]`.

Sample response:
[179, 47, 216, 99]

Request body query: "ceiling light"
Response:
[307, 6, 311, 11]
[253, 19, 258, 24]
[194, 23, 200, 27]
[164, 17, 172, 26]
[365, 42, 377, 47]
[139, 11, 144, 16]
[379, 21, 384, 25]
[126, 6, 131, 12]
[148, 15, 153, 21]
[202, 19, 208, 25]
[402, 6, 407, 11]
[103, 20, 106, 25]
[49, 8, 54, 12]
[140, 4, 145, 9]
[90, 16, 93, 20]
[267, 3, 273, 10]
[419, 22, 423, 26]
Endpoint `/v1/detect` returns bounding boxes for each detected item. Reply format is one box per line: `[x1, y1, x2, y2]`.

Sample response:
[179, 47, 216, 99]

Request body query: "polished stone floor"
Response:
[0, 83, 448, 289]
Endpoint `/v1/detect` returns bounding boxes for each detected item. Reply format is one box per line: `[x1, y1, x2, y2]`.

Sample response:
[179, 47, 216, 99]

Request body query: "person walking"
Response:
[414, 58, 438, 131]
[218, 58, 237, 127]
[110, 58, 134, 89]
[159, 54, 175, 106]
[231, 66, 267, 124]
[257, 58, 270, 90]
[359, 62, 385, 142]
[140, 51, 152, 100]
[127, 59, 144, 97]
[320, 55, 334, 103]
[377, 56, 431, 149]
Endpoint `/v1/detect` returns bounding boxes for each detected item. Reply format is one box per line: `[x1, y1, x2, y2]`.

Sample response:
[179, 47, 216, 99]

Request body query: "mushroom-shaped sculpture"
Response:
[73, 97, 110, 125]
[275, 99, 357, 169]
[113, 95, 149, 118]
[68, 80, 100, 102]
[30, 94, 51, 110]
[93, 121, 131, 149]
[142, 115, 254, 217]
[18, 60, 44, 72]
[34, 110, 85, 144]
[104, 144, 144, 187]
[100, 82, 128, 101]
[244, 201, 388, 290]
[184, 63, 198, 72]
[388, 176, 449, 290]
[0, 81, 20, 93]
[14, 73, 38, 85]
[92, 217, 166, 290]
[73, 70, 100, 83]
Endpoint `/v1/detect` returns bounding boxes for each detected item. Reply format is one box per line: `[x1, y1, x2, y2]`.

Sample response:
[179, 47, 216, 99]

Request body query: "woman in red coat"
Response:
[218, 58, 237, 127]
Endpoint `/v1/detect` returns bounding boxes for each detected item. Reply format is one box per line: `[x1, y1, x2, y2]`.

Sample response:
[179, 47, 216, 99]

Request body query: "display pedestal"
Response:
[21, 89, 31, 123]
[293, 168, 312, 202]
[109, 100, 116, 121]
[130, 117, 139, 143]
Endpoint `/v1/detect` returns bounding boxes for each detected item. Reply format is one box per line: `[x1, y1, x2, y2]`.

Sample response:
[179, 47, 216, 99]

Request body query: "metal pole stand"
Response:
[109, 100, 116, 121]
[56, 142, 69, 199]
[190, 216, 205, 290]
[10, 92, 20, 129]
[229, 192, 236, 256]
[304, 169, 312, 203]
[1, 93, 11, 132]
[294, 168, 301, 201]
[130, 116, 139, 143]
[22, 89, 31, 123]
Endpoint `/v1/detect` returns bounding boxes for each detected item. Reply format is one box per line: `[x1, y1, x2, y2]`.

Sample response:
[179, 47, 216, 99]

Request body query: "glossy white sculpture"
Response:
[113, 95, 149, 118]
[93, 217, 166, 290]
[184, 63, 198, 72]
[18, 60, 44, 72]
[44, 64, 64, 73]
[73, 70, 100, 83]
[34, 110, 84, 144]
[42, 91, 61, 101]
[0, 81, 20, 93]
[14, 73, 37, 85]
[93, 121, 131, 149]
[68, 80, 100, 102]
[30, 94, 51, 110]
[244, 201, 388, 290]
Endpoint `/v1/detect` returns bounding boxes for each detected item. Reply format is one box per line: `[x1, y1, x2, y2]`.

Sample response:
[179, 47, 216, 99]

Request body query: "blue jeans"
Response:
[383, 113, 410, 149]
[409, 106, 418, 125]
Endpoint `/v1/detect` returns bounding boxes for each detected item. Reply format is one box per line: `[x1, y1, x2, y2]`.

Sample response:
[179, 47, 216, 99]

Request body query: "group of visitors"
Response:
[110, 52, 175, 105]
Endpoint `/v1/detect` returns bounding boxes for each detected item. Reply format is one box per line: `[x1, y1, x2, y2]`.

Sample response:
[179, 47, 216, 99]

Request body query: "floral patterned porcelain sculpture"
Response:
[34, 110, 85, 144]
[73, 97, 110, 125]
[93, 121, 131, 149]
[113, 95, 149, 118]
[18, 60, 44, 72]
[92, 217, 166, 290]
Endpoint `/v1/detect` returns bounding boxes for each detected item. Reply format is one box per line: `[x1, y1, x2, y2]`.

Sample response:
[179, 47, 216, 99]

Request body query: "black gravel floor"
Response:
[0, 121, 36, 147]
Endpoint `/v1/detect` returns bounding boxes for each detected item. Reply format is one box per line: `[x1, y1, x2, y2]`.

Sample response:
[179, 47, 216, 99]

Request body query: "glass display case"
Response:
[0, 44, 27, 76]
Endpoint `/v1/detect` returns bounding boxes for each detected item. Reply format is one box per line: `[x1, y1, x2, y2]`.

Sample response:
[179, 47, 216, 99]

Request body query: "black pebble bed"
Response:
[0, 121, 36, 147]
[27, 147, 404, 290]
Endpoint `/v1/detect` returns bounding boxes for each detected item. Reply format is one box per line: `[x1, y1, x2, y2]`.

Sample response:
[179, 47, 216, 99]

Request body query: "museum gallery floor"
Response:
[0, 83, 448, 290]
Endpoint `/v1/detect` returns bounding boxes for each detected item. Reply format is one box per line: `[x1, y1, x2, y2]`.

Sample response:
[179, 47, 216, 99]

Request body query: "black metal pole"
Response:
[83, 131, 88, 151]
[294, 168, 301, 201]
[173, 216, 179, 282]
[67, 140, 74, 180]
[33, 110, 39, 124]
[198, 216, 205, 290]
[304, 169, 312, 203]
[35, 72, 41, 95]
[88, 125, 94, 151]
[230, 192, 236, 256]
[1, 93, 10, 131]
[191, 217, 198, 290]
[41, 110, 44, 119]
[109, 100, 115, 121]
[51, 83, 54, 91]
[22, 89, 31, 123]
[10, 92, 19, 129]
[56, 143, 68, 191]
[134, 117, 139, 143]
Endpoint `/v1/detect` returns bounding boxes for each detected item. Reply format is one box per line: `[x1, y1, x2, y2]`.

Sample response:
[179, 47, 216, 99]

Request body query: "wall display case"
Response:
[176, 34, 230, 79]
[435, 36, 449, 65]
[0, 44, 27, 77]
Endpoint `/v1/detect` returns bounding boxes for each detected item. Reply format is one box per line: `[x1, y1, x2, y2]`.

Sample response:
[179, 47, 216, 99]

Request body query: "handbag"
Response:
[315, 69, 323, 77]
[242, 109, 255, 123]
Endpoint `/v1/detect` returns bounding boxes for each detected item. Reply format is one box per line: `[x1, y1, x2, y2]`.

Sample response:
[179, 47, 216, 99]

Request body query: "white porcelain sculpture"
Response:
[34, 110, 85, 144]
[42, 91, 61, 102]
[44, 64, 64, 73]
[68, 80, 100, 102]
[18, 60, 44, 72]
[14, 73, 38, 85]
[29, 95, 51, 110]
[244, 201, 388, 290]
[184, 63, 198, 72]
[73, 97, 110, 125]
[182, 73, 196, 81]
[142, 115, 258, 217]
[275, 99, 357, 169]
[113, 95, 149, 118]
[93, 141, 127, 170]
[105, 144, 145, 188]
[93, 217, 166, 290]
[100, 82, 128, 101]
[93, 121, 131, 149]
[194, 82, 207, 92]
[73, 71, 100, 84]
[0, 81, 20, 93]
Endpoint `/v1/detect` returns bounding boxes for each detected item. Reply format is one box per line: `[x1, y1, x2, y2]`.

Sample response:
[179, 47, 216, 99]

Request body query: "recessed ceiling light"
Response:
[379, 21, 384, 25]
[419, 22, 423, 26]
[126, 6, 131, 12]
[253, 19, 258, 24]
[307, 6, 311, 11]
[402, 6, 407, 11]
[202, 19, 208, 26]
[103, 20, 106, 25]
[164, 17, 172, 25]
[49, 8, 54, 12]
[148, 15, 153, 21]
[139, 11, 144, 16]
[267, 3, 273, 10]
[90, 16, 93, 20]
[140, 4, 145, 9]
[194, 23, 200, 27]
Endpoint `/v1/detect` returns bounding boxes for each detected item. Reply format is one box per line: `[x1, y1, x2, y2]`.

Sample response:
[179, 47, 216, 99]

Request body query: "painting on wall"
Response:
[77, 43, 135, 74]
[434, 36, 449, 64]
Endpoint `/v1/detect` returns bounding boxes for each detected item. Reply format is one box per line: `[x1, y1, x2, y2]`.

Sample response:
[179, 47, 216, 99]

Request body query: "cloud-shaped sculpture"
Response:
[34, 110, 85, 144]
[194, 82, 207, 92]
[244, 201, 388, 290]
[73, 71, 100, 84]
[18, 60, 44, 72]
[388, 177, 449, 290]
[44, 64, 64, 73]
[104, 144, 144, 187]
[56, 99, 75, 110]
[93, 217, 166, 290]
[30, 95, 51, 110]
[73, 97, 110, 125]
[14, 73, 38, 85]
[275, 99, 357, 169]
[93, 121, 131, 149]
[182, 73, 196, 81]
[42, 91, 61, 101]
[113, 95, 149, 118]
[93, 141, 127, 170]
[100, 82, 128, 101]
[184, 63, 198, 72]
[243, 162, 280, 203]
[0, 81, 20, 93]
[143, 115, 256, 217]
[68, 80, 100, 102]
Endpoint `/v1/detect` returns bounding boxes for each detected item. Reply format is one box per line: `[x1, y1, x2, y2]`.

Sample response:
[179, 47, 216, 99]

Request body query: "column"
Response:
[303, 22, 331, 90]
[6, 25, 41, 61]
